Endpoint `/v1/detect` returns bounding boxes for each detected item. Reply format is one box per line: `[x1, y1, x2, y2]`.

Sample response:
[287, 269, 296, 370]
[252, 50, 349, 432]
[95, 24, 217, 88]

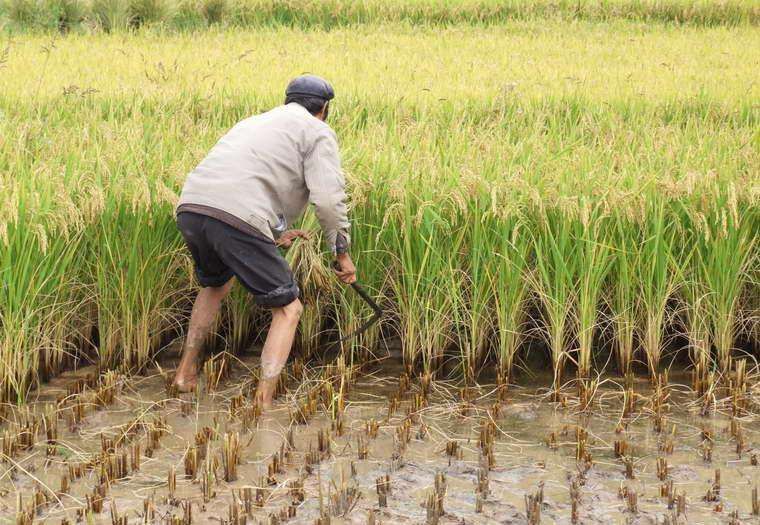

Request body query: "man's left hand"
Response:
[276, 229, 310, 249]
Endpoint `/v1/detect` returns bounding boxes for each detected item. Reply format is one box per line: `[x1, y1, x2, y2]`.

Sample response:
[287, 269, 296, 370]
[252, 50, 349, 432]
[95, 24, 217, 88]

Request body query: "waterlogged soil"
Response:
[1, 352, 760, 524]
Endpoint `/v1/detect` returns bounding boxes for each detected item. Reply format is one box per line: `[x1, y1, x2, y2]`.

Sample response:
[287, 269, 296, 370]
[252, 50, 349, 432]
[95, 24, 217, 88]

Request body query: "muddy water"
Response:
[1, 353, 759, 524]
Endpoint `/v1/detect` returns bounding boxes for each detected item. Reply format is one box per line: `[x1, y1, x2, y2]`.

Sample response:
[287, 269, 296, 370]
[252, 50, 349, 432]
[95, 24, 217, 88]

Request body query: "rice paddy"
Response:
[6, 352, 760, 524]
[1, 1, 759, 522]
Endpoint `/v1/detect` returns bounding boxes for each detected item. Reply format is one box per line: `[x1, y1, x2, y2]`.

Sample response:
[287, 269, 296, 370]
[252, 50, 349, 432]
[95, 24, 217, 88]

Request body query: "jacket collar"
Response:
[285, 102, 311, 116]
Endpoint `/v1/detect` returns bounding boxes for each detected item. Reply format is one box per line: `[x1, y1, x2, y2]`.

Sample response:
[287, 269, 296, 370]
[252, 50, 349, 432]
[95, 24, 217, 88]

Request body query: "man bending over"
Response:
[173, 75, 356, 408]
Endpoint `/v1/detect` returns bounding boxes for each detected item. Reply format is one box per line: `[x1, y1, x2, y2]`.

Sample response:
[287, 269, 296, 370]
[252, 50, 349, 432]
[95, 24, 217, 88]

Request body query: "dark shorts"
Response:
[177, 212, 299, 308]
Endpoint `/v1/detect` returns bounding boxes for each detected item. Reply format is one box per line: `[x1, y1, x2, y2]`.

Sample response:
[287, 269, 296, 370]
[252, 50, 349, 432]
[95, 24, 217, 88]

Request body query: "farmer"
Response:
[172, 75, 356, 408]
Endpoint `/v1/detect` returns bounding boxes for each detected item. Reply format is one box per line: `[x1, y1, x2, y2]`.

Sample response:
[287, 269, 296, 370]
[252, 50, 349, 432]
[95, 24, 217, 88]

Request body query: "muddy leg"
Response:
[174, 280, 234, 392]
[256, 299, 303, 409]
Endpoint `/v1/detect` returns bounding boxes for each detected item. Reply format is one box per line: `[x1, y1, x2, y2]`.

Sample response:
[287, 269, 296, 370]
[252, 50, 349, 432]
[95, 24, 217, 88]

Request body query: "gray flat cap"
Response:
[285, 75, 335, 100]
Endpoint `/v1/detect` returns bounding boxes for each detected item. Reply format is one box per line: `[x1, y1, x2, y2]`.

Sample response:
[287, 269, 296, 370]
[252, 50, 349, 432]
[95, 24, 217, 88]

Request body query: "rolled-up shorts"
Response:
[177, 212, 299, 308]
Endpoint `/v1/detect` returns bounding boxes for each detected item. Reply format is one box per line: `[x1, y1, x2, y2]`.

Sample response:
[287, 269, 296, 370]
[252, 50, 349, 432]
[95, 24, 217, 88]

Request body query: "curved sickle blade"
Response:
[337, 282, 383, 342]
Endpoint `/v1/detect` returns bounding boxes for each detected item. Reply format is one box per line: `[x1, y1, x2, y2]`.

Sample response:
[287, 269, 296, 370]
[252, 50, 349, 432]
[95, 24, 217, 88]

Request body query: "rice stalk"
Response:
[457, 191, 498, 382]
[632, 197, 680, 378]
[92, 203, 185, 371]
[0, 217, 83, 401]
[390, 194, 466, 375]
[688, 187, 756, 372]
[529, 206, 580, 394]
[485, 207, 530, 384]
[608, 214, 638, 375]
[223, 283, 256, 353]
[575, 201, 613, 379]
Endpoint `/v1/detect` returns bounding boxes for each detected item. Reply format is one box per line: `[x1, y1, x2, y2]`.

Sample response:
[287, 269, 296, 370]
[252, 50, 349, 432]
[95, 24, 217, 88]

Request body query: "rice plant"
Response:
[92, 203, 185, 371]
[91, 0, 130, 31]
[3, 0, 41, 26]
[680, 260, 712, 373]
[529, 207, 581, 394]
[199, 0, 224, 24]
[126, 0, 168, 28]
[222, 282, 256, 353]
[488, 213, 531, 385]
[48, 0, 85, 31]
[574, 201, 613, 379]
[285, 214, 333, 360]
[688, 186, 756, 372]
[458, 192, 499, 383]
[633, 197, 681, 378]
[0, 218, 83, 401]
[390, 194, 466, 375]
[330, 215, 387, 366]
[609, 214, 638, 375]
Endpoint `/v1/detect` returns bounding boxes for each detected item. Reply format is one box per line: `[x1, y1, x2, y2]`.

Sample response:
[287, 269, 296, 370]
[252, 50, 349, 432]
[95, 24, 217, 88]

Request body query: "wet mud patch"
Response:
[1, 355, 759, 524]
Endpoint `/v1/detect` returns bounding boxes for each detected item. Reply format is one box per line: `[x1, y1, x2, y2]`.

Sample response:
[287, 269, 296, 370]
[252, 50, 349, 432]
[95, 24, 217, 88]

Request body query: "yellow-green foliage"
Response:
[1, 0, 758, 31]
[0, 18, 758, 400]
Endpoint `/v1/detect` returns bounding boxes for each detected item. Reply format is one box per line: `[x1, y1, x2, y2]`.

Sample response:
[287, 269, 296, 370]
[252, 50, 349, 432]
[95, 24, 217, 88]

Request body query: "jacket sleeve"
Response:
[303, 127, 351, 253]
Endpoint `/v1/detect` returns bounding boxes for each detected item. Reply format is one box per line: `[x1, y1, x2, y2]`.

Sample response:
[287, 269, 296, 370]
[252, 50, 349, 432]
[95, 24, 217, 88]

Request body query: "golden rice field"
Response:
[1, 3, 760, 525]
[0, 4, 758, 402]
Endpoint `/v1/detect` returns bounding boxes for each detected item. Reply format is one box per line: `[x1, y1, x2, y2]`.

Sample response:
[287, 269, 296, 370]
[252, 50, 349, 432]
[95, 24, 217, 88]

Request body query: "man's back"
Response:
[178, 102, 348, 247]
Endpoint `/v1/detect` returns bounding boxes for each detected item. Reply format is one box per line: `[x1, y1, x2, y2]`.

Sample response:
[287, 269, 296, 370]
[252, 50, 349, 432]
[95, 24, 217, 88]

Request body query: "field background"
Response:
[0, 0, 758, 402]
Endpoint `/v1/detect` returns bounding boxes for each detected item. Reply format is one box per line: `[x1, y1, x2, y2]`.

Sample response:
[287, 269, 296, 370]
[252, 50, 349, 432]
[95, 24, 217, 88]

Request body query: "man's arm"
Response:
[303, 128, 356, 283]
[303, 128, 350, 251]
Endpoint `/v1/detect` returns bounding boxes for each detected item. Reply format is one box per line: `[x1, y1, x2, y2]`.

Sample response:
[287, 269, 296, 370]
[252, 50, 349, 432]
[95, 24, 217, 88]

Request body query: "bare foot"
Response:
[173, 365, 198, 393]
[173, 376, 197, 393]
[173, 347, 201, 393]
[255, 376, 278, 410]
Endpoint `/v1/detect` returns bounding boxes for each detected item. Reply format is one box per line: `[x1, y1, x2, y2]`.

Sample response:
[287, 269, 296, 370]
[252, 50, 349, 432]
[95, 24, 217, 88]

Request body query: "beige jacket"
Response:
[177, 103, 350, 252]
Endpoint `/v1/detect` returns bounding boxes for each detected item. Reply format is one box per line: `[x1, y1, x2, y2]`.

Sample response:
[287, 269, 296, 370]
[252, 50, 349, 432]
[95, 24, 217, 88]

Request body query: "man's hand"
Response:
[333, 253, 357, 285]
[275, 229, 310, 249]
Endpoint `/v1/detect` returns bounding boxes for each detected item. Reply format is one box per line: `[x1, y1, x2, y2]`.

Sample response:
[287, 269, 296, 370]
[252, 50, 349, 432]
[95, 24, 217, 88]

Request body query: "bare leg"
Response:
[173, 280, 234, 392]
[255, 299, 303, 409]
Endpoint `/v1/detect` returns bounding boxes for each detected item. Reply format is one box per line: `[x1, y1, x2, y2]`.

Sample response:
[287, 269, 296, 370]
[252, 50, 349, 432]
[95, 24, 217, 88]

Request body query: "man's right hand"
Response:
[333, 253, 357, 285]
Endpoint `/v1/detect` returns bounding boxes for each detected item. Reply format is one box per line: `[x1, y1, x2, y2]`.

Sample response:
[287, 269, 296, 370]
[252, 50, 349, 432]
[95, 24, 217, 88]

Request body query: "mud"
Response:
[1, 351, 759, 524]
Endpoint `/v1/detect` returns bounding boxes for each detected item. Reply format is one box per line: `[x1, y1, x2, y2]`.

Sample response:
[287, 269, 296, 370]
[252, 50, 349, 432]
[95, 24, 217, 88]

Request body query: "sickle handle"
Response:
[331, 260, 382, 341]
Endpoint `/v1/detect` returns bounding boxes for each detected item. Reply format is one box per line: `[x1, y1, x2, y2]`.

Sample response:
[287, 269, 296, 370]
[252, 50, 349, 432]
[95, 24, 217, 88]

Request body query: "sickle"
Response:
[332, 262, 383, 342]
